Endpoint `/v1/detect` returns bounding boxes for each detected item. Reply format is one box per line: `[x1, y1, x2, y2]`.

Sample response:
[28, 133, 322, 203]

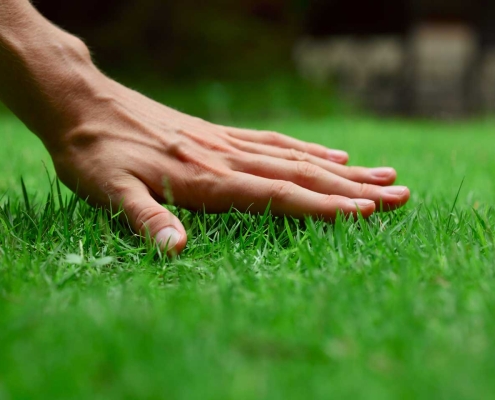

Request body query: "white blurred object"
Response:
[409, 23, 479, 116]
[293, 24, 490, 117]
[294, 36, 404, 89]
[294, 36, 405, 113]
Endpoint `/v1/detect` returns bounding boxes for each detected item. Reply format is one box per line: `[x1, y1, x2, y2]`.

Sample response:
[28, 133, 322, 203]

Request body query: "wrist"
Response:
[0, 22, 106, 149]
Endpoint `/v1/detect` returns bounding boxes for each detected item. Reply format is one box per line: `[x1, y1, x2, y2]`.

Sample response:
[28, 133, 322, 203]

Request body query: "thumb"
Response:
[119, 182, 187, 255]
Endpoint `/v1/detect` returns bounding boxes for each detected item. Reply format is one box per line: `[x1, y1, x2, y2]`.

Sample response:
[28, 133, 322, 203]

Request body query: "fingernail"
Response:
[155, 227, 181, 250]
[350, 199, 375, 207]
[382, 186, 408, 196]
[370, 167, 395, 179]
[327, 150, 348, 162]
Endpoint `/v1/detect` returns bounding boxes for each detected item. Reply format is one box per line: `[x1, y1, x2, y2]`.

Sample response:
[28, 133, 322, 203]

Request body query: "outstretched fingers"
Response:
[234, 155, 409, 210]
[225, 127, 349, 164]
[227, 138, 396, 186]
[222, 172, 376, 220]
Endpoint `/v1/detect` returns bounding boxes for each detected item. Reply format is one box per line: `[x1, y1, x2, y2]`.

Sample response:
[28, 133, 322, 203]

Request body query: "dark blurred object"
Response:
[306, 0, 409, 36]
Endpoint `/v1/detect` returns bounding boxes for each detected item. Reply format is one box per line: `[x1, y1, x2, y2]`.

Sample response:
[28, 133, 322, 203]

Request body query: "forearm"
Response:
[0, 0, 103, 148]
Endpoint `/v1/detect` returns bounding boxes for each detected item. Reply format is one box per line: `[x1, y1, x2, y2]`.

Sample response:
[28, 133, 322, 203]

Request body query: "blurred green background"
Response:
[27, 1, 350, 121]
[27, 0, 495, 120]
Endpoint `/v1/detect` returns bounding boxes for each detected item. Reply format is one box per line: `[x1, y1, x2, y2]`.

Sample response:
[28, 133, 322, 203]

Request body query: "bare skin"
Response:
[0, 1, 410, 254]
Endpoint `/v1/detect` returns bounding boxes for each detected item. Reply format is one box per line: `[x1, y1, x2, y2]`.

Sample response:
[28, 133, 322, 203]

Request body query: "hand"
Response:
[0, 3, 409, 255]
[49, 76, 409, 255]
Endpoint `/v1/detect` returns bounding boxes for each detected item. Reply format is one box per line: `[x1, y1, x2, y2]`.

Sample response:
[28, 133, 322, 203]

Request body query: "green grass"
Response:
[1, 108, 495, 399]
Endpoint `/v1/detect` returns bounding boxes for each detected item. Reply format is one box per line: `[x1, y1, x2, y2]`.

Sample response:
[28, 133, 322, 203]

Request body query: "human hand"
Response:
[47, 76, 409, 255]
[0, 3, 409, 255]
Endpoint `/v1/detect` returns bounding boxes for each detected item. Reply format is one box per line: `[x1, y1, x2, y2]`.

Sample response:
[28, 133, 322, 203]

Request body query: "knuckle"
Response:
[288, 148, 309, 162]
[296, 161, 319, 179]
[322, 194, 355, 217]
[324, 194, 345, 208]
[317, 195, 346, 218]
[221, 151, 244, 169]
[134, 205, 166, 233]
[166, 137, 188, 158]
[269, 180, 296, 200]
[265, 131, 282, 144]
[357, 183, 371, 197]
[227, 137, 249, 151]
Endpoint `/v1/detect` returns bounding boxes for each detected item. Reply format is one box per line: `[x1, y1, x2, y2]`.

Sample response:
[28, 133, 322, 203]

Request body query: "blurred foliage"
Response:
[0, 72, 350, 121]
[38, 0, 311, 79]
[6, 1, 354, 121]
[116, 73, 351, 122]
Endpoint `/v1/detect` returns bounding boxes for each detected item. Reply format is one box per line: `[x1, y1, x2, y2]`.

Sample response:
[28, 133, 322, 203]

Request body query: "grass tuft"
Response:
[1, 113, 495, 399]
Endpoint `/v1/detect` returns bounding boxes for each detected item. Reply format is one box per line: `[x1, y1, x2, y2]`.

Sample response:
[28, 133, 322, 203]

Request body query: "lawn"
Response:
[1, 103, 495, 399]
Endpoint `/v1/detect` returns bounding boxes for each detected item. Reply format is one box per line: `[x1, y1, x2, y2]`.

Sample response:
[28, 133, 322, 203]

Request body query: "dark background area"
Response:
[33, 0, 494, 80]
[34, 0, 304, 80]
[16, 0, 493, 120]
